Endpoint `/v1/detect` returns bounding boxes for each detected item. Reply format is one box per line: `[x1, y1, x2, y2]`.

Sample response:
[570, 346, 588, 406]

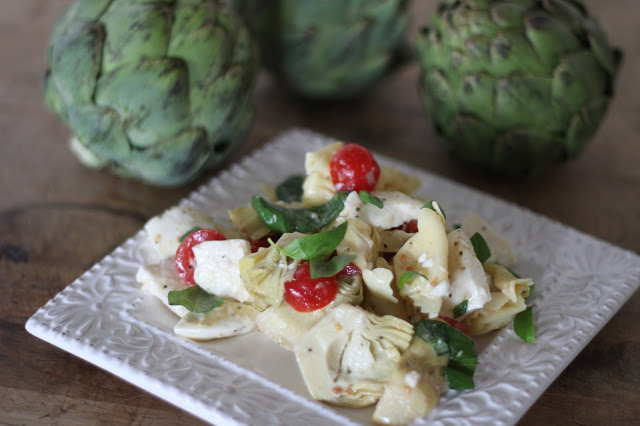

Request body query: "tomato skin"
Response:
[329, 143, 380, 192]
[284, 262, 339, 312]
[249, 235, 273, 253]
[439, 316, 469, 334]
[174, 228, 226, 286]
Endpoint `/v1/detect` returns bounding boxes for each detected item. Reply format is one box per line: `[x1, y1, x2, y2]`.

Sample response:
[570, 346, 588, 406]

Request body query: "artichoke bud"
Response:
[230, 0, 413, 99]
[417, 0, 622, 177]
[44, 0, 259, 186]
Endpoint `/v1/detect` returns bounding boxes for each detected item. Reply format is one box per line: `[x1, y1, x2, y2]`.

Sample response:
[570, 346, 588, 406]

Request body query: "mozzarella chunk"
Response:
[444, 229, 491, 314]
[193, 239, 252, 303]
[461, 212, 517, 267]
[136, 259, 189, 317]
[144, 206, 216, 259]
[174, 302, 258, 340]
[341, 191, 424, 230]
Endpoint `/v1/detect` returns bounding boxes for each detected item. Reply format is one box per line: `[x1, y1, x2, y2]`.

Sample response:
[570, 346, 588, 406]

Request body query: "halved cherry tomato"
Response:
[391, 219, 418, 233]
[439, 316, 469, 334]
[249, 235, 273, 253]
[284, 262, 338, 312]
[329, 143, 380, 192]
[174, 228, 226, 286]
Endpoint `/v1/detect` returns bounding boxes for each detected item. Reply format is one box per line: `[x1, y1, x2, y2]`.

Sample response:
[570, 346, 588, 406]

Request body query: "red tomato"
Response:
[391, 220, 418, 233]
[174, 228, 226, 286]
[439, 316, 469, 334]
[329, 143, 380, 192]
[339, 263, 362, 277]
[284, 262, 339, 312]
[249, 236, 273, 253]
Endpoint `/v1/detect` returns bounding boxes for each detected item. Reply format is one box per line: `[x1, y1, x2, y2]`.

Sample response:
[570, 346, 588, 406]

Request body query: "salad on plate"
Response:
[136, 142, 535, 425]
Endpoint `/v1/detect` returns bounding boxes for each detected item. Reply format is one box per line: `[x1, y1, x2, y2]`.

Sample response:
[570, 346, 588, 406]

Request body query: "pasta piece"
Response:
[136, 259, 189, 317]
[375, 166, 421, 195]
[362, 258, 410, 320]
[335, 217, 379, 271]
[462, 263, 532, 335]
[228, 204, 272, 240]
[294, 304, 414, 408]
[302, 142, 342, 205]
[393, 208, 449, 318]
[461, 212, 517, 267]
[174, 302, 258, 340]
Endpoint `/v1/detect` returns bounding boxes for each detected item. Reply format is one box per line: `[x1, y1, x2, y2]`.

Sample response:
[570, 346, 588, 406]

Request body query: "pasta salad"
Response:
[137, 142, 535, 425]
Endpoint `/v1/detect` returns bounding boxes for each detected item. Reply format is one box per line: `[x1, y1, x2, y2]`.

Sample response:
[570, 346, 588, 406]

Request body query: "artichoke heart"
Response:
[239, 233, 303, 311]
[44, 0, 259, 186]
[294, 304, 414, 408]
[417, 0, 622, 177]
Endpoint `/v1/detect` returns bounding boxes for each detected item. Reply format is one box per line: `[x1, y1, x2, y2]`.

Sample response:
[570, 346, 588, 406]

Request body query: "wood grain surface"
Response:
[1, 1, 638, 425]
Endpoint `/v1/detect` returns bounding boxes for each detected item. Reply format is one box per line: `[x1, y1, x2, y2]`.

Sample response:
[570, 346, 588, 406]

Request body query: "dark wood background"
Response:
[1, 1, 638, 424]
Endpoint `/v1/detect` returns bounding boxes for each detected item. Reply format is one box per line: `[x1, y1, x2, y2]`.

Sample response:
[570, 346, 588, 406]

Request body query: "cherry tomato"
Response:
[249, 235, 273, 253]
[391, 220, 419, 233]
[330, 143, 380, 192]
[284, 262, 339, 312]
[174, 228, 226, 286]
[439, 316, 469, 334]
[339, 263, 362, 277]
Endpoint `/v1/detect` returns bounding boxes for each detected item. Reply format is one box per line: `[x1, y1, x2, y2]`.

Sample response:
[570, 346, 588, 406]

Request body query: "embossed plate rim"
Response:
[26, 128, 640, 425]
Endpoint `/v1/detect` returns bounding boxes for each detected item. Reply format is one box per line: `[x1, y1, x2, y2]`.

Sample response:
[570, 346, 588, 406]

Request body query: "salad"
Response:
[137, 142, 535, 425]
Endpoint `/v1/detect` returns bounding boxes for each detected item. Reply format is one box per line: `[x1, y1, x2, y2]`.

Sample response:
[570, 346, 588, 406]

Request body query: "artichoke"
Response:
[231, 0, 412, 99]
[417, 0, 622, 177]
[44, 0, 259, 186]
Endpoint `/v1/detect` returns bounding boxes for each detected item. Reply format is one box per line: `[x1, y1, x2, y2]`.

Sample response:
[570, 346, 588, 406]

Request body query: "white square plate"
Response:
[26, 128, 640, 425]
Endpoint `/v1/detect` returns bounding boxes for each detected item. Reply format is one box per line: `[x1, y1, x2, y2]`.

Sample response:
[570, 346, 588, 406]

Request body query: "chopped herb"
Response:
[470, 232, 491, 263]
[397, 270, 428, 290]
[179, 227, 202, 242]
[310, 254, 357, 278]
[280, 221, 349, 260]
[275, 174, 305, 202]
[168, 286, 223, 313]
[514, 307, 536, 343]
[358, 190, 383, 208]
[453, 300, 468, 318]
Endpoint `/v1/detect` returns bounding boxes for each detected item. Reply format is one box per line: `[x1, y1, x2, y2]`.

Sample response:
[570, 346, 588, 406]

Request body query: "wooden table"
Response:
[2, 1, 638, 424]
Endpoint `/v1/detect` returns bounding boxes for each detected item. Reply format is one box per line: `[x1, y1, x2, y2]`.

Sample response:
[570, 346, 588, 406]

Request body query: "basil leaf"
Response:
[397, 270, 428, 290]
[276, 174, 305, 202]
[415, 319, 477, 390]
[514, 306, 536, 343]
[414, 319, 450, 356]
[252, 192, 348, 234]
[310, 254, 357, 278]
[280, 221, 348, 260]
[453, 300, 468, 318]
[358, 190, 383, 208]
[444, 367, 474, 390]
[423, 200, 447, 219]
[168, 286, 223, 313]
[179, 227, 202, 242]
[470, 232, 491, 263]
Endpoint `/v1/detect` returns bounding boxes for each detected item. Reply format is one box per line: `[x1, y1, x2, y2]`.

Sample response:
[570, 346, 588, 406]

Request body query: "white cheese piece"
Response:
[357, 191, 424, 229]
[136, 259, 189, 317]
[461, 212, 517, 267]
[443, 229, 491, 315]
[192, 239, 252, 303]
[174, 301, 258, 340]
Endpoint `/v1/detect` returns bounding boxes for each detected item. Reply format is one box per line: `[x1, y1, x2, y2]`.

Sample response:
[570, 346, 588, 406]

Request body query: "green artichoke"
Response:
[231, 0, 412, 99]
[417, 0, 622, 177]
[44, 0, 259, 186]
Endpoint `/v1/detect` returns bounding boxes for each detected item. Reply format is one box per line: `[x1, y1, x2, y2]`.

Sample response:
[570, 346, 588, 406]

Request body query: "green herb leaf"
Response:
[252, 192, 348, 234]
[310, 254, 357, 278]
[358, 190, 383, 208]
[415, 319, 477, 390]
[280, 221, 348, 260]
[276, 174, 305, 202]
[422, 200, 446, 219]
[453, 300, 468, 318]
[444, 367, 475, 390]
[397, 270, 428, 290]
[514, 306, 536, 343]
[168, 286, 223, 313]
[470, 232, 491, 263]
[414, 319, 450, 356]
[179, 227, 202, 242]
